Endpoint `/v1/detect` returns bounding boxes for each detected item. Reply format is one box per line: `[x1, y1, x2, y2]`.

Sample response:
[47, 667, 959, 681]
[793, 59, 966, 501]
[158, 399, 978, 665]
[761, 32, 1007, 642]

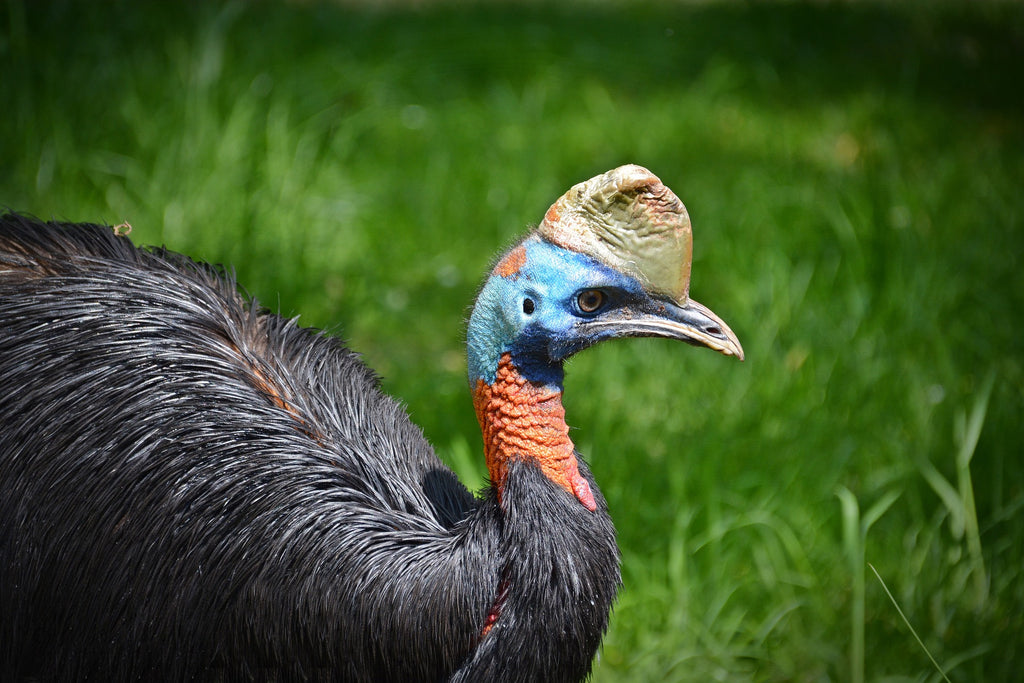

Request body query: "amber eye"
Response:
[576, 289, 606, 313]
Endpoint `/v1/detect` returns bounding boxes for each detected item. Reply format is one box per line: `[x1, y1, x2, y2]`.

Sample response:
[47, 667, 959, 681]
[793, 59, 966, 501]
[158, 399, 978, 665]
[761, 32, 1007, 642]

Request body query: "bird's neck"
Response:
[471, 353, 596, 511]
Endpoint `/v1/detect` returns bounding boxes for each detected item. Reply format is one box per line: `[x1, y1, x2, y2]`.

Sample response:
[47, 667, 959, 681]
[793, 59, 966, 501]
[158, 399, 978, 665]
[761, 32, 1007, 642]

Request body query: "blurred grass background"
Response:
[2, 0, 1023, 680]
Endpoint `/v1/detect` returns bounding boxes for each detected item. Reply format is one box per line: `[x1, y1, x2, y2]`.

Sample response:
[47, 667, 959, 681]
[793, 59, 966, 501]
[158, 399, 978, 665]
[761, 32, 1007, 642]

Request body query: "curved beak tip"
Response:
[726, 340, 745, 362]
[714, 323, 744, 362]
[681, 298, 744, 362]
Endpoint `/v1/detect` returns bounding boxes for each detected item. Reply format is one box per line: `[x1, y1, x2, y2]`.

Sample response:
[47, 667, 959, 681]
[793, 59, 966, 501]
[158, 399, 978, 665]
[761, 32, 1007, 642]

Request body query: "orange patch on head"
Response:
[473, 354, 596, 511]
[543, 203, 562, 227]
[493, 245, 527, 278]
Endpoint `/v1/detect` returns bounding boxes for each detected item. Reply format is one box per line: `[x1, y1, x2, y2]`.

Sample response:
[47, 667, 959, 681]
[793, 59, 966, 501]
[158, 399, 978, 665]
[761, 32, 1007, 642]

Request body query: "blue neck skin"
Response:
[466, 235, 635, 392]
[467, 239, 562, 391]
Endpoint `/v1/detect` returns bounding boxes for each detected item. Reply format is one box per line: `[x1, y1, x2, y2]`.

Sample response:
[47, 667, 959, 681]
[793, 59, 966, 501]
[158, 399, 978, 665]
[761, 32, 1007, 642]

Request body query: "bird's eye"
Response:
[523, 298, 535, 315]
[576, 289, 606, 313]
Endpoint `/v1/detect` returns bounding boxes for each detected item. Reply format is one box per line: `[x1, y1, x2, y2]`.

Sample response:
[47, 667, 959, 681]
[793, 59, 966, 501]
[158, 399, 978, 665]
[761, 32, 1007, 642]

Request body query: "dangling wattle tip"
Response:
[572, 473, 597, 512]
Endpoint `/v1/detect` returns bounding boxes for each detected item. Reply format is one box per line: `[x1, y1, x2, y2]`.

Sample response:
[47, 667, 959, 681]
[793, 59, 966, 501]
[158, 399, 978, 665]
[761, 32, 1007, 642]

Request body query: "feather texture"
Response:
[0, 214, 619, 682]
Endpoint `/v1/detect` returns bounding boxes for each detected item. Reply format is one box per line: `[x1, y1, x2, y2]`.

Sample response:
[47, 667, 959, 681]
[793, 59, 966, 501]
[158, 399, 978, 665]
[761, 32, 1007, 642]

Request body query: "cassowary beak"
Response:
[555, 296, 744, 362]
[596, 297, 744, 360]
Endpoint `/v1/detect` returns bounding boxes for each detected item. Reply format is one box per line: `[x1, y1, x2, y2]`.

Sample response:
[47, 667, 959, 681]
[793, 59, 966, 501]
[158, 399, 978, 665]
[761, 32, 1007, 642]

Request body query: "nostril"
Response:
[706, 325, 722, 336]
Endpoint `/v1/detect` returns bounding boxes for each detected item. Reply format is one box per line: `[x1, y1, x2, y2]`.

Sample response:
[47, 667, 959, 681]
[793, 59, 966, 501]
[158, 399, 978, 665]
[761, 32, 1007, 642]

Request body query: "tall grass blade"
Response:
[837, 486, 864, 683]
[838, 487, 901, 683]
[869, 563, 952, 683]
[955, 371, 995, 609]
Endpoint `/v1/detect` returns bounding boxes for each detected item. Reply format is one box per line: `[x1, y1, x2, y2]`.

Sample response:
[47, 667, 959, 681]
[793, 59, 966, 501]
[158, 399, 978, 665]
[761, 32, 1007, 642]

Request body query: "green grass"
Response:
[3, 0, 1023, 680]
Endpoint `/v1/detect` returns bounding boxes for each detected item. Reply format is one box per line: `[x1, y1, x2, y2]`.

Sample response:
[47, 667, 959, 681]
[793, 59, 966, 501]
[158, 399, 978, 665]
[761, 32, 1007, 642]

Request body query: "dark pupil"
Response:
[523, 298, 535, 314]
[579, 291, 603, 311]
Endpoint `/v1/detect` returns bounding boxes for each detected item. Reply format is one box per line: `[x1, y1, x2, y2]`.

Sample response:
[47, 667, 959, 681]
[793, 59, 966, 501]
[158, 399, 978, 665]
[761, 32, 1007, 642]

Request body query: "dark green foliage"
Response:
[2, 1, 1022, 679]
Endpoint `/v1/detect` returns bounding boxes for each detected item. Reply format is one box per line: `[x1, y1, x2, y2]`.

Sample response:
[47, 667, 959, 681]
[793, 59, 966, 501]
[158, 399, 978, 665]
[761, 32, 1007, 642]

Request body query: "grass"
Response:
[3, 0, 1023, 680]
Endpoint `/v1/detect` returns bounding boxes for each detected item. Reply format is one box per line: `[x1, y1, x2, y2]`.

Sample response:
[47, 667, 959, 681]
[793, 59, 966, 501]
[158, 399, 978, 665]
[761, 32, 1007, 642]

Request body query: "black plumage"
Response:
[0, 214, 619, 682]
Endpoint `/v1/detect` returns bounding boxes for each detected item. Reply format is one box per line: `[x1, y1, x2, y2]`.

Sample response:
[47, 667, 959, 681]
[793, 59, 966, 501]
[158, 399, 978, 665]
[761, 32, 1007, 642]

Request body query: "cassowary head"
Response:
[467, 165, 744, 512]
[467, 164, 743, 391]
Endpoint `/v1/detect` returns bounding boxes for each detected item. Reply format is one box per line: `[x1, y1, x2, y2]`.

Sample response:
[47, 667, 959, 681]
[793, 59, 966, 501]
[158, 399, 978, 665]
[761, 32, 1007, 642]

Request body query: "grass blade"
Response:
[869, 563, 951, 683]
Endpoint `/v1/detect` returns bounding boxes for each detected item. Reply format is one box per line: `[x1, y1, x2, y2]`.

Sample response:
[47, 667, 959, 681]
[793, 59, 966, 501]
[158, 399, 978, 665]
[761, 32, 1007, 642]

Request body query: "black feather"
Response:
[0, 214, 619, 682]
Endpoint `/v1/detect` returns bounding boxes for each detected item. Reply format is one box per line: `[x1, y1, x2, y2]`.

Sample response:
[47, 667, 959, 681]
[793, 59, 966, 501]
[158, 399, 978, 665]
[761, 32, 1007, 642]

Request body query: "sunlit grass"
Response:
[2, 1, 1023, 680]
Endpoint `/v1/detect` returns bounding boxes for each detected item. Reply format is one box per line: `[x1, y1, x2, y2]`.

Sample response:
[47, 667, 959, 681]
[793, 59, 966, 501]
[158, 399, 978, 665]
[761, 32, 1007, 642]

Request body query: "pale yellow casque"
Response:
[537, 164, 693, 305]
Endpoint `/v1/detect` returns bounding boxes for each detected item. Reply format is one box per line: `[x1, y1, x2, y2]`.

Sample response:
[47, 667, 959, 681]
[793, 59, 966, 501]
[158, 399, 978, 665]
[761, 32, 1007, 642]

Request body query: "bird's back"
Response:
[0, 214, 481, 679]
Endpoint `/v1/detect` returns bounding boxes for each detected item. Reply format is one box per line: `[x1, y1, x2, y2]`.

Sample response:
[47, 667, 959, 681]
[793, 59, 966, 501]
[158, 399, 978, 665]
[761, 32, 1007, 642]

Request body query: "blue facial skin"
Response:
[467, 236, 649, 391]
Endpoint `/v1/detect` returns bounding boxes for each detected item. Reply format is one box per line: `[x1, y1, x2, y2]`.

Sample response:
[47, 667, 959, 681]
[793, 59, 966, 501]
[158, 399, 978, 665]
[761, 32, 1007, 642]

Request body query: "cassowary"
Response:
[0, 165, 742, 682]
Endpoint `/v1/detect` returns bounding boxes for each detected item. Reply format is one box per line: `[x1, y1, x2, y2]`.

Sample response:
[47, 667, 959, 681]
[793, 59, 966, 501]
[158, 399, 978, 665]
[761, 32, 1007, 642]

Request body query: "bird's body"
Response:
[0, 166, 741, 681]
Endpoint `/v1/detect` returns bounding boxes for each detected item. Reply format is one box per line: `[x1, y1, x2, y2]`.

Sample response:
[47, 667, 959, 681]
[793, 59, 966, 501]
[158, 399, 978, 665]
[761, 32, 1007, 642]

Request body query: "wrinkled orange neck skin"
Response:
[472, 353, 597, 511]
